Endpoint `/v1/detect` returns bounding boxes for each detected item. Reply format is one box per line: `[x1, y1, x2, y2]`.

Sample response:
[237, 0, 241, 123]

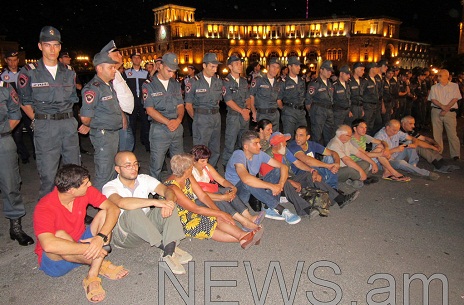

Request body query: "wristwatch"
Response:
[97, 232, 108, 243]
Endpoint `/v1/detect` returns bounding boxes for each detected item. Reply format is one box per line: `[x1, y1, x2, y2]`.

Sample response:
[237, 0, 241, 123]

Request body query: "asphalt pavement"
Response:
[1, 119, 463, 305]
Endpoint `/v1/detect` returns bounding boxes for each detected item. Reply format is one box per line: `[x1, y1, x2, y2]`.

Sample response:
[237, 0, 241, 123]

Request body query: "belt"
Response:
[257, 108, 277, 114]
[432, 106, 457, 112]
[351, 101, 363, 106]
[284, 104, 305, 110]
[195, 108, 219, 115]
[35, 112, 74, 120]
[333, 105, 350, 111]
[0, 131, 12, 138]
[312, 102, 333, 110]
[91, 127, 120, 132]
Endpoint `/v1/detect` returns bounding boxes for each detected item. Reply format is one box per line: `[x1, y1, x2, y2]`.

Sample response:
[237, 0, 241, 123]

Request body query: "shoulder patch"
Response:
[308, 86, 316, 95]
[10, 88, 19, 104]
[19, 74, 28, 88]
[251, 80, 256, 88]
[185, 82, 192, 93]
[142, 88, 148, 101]
[84, 90, 96, 104]
[222, 86, 226, 96]
[194, 75, 200, 81]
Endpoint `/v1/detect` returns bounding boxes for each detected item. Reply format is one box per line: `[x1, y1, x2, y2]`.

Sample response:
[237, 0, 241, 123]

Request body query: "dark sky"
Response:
[3, 0, 463, 58]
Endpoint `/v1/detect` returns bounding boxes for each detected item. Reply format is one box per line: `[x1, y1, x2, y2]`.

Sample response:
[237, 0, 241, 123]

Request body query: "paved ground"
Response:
[1, 118, 463, 305]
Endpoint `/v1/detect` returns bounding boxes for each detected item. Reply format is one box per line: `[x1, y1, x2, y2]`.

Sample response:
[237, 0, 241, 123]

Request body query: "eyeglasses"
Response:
[117, 161, 141, 169]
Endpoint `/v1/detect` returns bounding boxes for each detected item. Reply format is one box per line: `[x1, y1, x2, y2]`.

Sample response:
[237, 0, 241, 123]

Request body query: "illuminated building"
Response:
[118, 4, 430, 74]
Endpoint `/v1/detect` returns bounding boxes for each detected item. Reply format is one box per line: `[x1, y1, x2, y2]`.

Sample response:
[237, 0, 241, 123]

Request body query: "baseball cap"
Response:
[39, 26, 61, 43]
[161, 53, 179, 71]
[203, 53, 221, 64]
[93, 52, 118, 66]
[320, 60, 334, 72]
[227, 55, 244, 65]
[269, 132, 291, 146]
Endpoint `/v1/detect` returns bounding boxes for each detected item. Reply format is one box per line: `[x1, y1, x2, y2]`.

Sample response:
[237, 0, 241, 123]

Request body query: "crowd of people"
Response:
[0, 25, 462, 303]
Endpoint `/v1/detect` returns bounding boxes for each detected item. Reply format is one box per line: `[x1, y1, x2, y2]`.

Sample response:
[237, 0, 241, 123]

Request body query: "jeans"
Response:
[236, 168, 281, 209]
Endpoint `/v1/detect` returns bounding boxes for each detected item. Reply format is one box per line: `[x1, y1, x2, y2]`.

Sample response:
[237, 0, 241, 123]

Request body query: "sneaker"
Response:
[264, 208, 285, 220]
[427, 172, 440, 181]
[160, 254, 186, 275]
[447, 164, 460, 171]
[174, 247, 193, 265]
[338, 190, 360, 209]
[364, 176, 379, 185]
[434, 165, 452, 173]
[346, 178, 364, 189]
[281, 209, 301, 225]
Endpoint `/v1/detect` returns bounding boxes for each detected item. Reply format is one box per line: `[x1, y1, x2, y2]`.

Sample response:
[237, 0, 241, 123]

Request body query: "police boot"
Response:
[9, 218, 34, 246]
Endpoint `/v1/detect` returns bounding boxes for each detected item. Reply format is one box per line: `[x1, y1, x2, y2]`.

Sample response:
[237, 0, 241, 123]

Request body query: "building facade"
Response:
[119, 4, 430, 74]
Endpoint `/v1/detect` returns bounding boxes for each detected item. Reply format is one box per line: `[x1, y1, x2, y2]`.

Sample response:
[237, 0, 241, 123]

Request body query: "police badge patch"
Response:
[10, 90, 19, 104]
[222, 86, 226, 96]
[185, 82, 191, 93]
[251, 80, 256, 88]
[85, 90, 96, 104]
[142, 88, 148, 101]
[19, 74, 28, 88]
[308, 86, 315, 95]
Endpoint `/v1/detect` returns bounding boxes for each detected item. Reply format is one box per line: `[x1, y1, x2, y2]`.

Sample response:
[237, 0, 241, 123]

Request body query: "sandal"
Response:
[253, 211, 266, 226]
[240, 226, 264, 250]
[82, 276, 106, 303]
[396, 175, 411, 182]
[99, 260, 129, 280]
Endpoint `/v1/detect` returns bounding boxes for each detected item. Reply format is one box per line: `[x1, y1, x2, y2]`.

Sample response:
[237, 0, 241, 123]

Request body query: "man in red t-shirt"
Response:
[33, 164, 128, 303]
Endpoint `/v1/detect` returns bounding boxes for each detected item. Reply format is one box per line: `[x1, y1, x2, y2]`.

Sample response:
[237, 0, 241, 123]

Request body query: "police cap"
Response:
[101, 40, 118, 53]
[268, 57, 281, 67]
[130, 52, 141, 58]
[339, 65, 351, 74]
[365, 62, 380, 69]
[4, 50, 18, 58]
[93, 52, 118, 66]
[353, 62, 364, 70]
[59, 51, 70, 59]
[39, 26, 62, 43]
[287, 56, 301, 66]
[378, 59, 388, 67]
[227, 55, 244, 65]
[161, 53, 179, 71]
[203, 53, 221, 64]
[320, 60, 334, 72]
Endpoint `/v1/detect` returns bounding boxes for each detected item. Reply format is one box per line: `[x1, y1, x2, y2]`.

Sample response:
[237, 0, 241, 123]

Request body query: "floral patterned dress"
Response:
[164, 178, 218, 239]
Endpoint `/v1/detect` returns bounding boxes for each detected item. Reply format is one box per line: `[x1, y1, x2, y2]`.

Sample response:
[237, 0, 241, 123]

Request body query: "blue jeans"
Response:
[236, 168, 281, 209]
[314, 156, 339, 189]
[390, 148, 430, 177]
[119, 113, 135, 152]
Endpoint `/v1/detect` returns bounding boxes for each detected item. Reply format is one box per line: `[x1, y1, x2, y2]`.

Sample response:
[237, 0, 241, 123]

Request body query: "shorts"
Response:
[39, 226, 93, 277]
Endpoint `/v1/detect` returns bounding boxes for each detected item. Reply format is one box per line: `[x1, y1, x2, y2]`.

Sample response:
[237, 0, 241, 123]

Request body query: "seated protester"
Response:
[225, 130, 301, 224]
[400, 116, 459, 173]
[374, 119, 440, 180]
[351, 119, 411, 182]
[327, 125, 380, 188]
[262, 132, 360, 212]
[256, 119, 273, 152]
[287, 126, 340, 189]
[33, 165, 128, 304]
[165, 154, 263, 249]
[102, 151, 191, 275]
[190, 145, 264, 232]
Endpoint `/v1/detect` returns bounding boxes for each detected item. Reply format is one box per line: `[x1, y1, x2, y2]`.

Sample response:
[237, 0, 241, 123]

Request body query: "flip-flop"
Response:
[253, 211, 266, 226]
[382, 175, 396, 181]
[396, 175, 411, 182]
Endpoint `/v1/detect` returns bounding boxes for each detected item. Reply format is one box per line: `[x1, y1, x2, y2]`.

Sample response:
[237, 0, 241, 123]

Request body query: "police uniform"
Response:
[80, 53, 122, 191]
[1, 52, 35, 163]
[381, 73, 395, 125]
[222, 68, 250, 167]
[362, 63, 383, 135]
[123, 54, 150, 151]
[332, 79, 351, 131]
[411, 76, 428, 128]
[396, 77, 408, 118]
[185, 53, 223, 167]
[143, 53, 184, 180]
[0, 81, 34, 245]
[305, 60, 335, 145]
[250, 73, 281, 132]
[17, 27, 80, 199]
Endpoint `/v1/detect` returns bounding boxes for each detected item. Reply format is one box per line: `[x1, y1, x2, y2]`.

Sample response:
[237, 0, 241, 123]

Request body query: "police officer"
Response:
[362, 62, 383, 135]
[305, 60, 335, 145]
[346, 62, 365, 125]
[395, 71, 409, 119]
[381, 68, 395, 125]
[124, 52, 149, 151]
[332, 65, 351, 131]
[250, 57, 282, 133]
[143, 53, 184, 180]
[0, 81, 34, 246]
[277, 56, 306, 137]
[2, 50, 35, 164]
[389, 66, 400, 119]
[185, 53, 223, 167]
[80, 51, 122, 191]
[17, 26, 80, 199]
[102, 40, 135, 152]
[221, 55, 250, 167]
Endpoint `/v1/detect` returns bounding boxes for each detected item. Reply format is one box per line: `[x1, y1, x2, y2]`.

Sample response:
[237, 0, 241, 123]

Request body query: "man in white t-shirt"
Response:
[102, 151, 190, 275]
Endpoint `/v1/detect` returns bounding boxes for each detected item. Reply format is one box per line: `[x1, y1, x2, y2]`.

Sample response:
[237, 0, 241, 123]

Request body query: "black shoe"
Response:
[338, 190, 360, 209]
[84, 214, 94, 225]
[453, 156, 460, 161]
[9, 218, 34, 246]
[364, 176, 379, 185]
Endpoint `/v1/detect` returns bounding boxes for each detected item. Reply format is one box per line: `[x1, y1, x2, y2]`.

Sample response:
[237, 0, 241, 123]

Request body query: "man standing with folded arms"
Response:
[17, 26, 80, 199]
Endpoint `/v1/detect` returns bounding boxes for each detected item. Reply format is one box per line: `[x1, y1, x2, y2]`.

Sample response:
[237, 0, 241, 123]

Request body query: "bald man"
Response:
[102, 151, 191, 275]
